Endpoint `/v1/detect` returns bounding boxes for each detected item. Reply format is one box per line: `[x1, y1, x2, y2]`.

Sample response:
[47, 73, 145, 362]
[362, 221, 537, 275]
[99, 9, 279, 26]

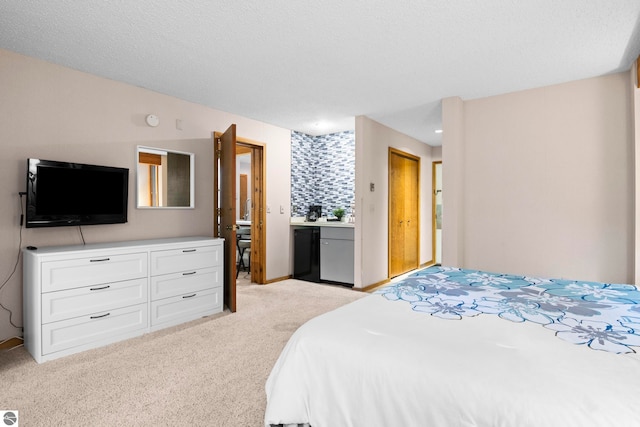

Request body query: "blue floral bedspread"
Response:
[375, 266, 640, 354]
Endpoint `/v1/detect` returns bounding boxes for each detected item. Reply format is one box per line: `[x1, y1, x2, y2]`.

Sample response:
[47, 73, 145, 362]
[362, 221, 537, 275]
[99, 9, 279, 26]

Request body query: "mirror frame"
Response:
[136, 145, 195, 209]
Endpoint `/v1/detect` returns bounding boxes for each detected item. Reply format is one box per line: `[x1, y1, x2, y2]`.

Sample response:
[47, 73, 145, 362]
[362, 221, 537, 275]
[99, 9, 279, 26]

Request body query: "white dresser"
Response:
[23, 237, 223, 363]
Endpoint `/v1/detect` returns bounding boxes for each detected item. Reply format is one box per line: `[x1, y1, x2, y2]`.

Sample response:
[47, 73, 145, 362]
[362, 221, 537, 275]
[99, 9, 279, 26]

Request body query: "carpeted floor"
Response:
[0, 278, 366, 426]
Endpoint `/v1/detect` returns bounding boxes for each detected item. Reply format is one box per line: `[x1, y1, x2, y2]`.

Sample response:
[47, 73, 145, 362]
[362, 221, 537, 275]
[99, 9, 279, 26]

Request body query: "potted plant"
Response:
[332, 207, 345, 221]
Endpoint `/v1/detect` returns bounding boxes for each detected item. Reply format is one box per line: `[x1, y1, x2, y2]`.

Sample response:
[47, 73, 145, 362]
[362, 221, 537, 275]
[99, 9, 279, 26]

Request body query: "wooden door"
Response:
[214, 124, 237, 312]
[388, 148, 420, 278]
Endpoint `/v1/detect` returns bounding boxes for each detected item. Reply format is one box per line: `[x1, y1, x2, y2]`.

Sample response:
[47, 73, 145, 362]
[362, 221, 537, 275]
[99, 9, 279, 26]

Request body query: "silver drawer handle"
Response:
[182, 249, 196, 253]
[89, 258, 110, 262]
[90, 285, 111, 291]
[182, 294, 197, 299]
[182, 271, 196, 276]
[90, 313, 111, 319]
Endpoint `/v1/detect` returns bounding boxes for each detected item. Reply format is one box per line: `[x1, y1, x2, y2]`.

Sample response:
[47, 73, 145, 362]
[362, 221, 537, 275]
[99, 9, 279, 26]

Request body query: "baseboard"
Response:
[271, 262, 436, 293]
[0, 337, 24, 351]
[360, 279, 391, 293]
[265, 275, 293, 284]
[360, 262, 436, 293]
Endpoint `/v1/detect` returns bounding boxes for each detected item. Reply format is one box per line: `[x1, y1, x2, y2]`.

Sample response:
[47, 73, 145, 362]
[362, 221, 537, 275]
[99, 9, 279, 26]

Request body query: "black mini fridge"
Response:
[293, 227, 320, 282]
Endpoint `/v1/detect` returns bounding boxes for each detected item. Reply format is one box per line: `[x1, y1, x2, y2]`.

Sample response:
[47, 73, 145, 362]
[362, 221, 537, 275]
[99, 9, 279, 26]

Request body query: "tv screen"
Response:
[26, 158, 129, 228]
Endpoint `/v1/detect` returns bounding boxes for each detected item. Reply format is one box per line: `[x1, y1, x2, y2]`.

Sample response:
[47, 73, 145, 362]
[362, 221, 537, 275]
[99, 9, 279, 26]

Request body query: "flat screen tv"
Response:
[26, 158, 129, 228]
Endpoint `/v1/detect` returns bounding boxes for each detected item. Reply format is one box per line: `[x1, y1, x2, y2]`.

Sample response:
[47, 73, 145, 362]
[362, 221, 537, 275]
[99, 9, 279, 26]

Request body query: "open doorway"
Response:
[235, 138, 266, 285]
[214, 129, 266, 313]
[432, 161, 442, 265]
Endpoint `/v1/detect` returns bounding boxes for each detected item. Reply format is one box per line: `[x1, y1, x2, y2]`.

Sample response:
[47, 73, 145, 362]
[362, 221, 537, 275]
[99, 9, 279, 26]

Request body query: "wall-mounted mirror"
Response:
[237, 146, 252, 223]
[136, 146, 195, 208]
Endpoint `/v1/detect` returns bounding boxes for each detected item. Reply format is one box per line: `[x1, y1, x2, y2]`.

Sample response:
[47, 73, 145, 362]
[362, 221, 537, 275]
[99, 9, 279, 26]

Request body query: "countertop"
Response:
[290, 218, 355, 228]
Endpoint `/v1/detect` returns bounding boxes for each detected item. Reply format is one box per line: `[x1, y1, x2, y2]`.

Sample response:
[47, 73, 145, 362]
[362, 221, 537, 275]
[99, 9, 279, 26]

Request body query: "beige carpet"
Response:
[0, 279, 366, 426]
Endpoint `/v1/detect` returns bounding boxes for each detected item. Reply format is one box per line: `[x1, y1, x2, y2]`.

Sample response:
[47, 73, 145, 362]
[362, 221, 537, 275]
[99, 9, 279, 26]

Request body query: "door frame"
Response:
[237, 137, 266, 285]
[432, 160, 442, 266]
[214, 132, 266, 285]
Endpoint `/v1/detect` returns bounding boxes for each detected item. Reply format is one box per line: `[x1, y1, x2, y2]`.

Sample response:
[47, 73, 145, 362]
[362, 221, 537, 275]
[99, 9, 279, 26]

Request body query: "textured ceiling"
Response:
[1, 1, 639, 146]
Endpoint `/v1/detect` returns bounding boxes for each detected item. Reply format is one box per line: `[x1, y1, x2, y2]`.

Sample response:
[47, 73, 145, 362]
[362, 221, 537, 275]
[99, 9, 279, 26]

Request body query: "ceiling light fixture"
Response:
[435, 129, 443, 134]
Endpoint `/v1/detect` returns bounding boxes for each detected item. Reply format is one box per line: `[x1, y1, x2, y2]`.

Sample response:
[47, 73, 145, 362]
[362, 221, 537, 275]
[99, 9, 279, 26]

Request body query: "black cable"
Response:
[0, 194, 25, 330]
[79, 225, 86, 245]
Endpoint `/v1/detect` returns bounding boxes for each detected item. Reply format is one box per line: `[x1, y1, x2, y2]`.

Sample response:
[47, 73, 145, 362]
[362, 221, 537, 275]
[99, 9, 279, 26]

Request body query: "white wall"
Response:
[355, 116, 435, 288]
[441, 97, 465, 267]
[0, 49, 292, 341]
[443, 72, 634, 284]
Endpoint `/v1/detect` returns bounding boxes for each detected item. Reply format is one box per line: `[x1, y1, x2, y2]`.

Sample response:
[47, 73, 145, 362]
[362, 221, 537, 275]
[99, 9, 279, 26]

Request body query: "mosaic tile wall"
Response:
[291, 130, 355, 218]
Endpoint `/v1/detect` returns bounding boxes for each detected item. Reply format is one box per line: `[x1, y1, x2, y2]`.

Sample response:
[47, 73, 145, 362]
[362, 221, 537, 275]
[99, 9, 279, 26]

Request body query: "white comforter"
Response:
[265, 294, 640, 427]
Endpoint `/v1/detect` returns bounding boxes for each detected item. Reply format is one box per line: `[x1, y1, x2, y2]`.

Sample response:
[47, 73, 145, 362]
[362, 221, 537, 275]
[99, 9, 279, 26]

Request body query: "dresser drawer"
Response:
[41, 252, 147, 293]
[42, 278, 148, 324]
[150, 245, 220, 276]
[150, 288, 222, 327]
[150, 267, 220, 301]
[42, 303, 148, 356]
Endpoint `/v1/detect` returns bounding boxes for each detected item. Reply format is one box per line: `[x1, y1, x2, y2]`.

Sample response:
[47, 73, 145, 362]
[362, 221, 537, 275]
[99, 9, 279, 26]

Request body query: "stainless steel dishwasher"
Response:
[319, 226, 354, 286]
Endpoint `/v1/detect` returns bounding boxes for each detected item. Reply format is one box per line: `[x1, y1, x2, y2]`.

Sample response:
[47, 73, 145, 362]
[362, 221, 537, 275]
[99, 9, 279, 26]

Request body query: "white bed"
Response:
[264, 267, 640, 426]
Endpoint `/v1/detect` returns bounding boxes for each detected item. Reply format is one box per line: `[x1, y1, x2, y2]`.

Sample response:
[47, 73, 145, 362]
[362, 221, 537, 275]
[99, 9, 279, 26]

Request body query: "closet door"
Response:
[388, 148, 420, 278]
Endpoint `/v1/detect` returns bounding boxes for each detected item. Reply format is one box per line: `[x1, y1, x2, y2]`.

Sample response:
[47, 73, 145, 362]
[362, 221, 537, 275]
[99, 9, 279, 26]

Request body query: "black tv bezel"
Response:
[25, 158, 129, 228]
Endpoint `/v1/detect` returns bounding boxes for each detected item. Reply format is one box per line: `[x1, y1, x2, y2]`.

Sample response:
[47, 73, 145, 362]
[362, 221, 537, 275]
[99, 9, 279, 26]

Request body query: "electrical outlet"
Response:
[280, 205, 284, 214]
[266, 205, 270, 213]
